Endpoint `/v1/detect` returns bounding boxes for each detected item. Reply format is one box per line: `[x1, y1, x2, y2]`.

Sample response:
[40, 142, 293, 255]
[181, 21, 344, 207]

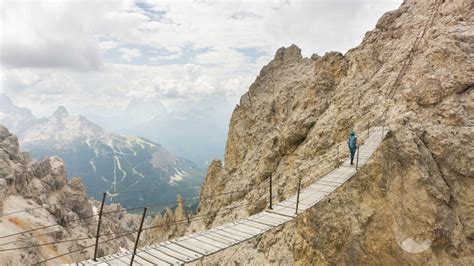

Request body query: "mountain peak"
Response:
[53, 106, 69, 119]
[273, 44, 302, 62]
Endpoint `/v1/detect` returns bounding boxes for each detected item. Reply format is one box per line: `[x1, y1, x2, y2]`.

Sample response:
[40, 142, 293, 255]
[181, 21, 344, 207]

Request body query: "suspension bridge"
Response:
[71, 126, 388, 265]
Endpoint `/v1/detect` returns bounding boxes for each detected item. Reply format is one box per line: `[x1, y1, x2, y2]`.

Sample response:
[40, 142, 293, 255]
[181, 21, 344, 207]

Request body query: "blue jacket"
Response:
[348, 132, 357, 151]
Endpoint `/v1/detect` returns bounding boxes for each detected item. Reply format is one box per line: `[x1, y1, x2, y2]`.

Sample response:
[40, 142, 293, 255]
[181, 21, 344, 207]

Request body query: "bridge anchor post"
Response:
[93, 192, 106, 261]
[269, 174, 273, 210]
[356, 147, 360, 171]
[131, 207, 147, 266]
[295, 177, 301, 215]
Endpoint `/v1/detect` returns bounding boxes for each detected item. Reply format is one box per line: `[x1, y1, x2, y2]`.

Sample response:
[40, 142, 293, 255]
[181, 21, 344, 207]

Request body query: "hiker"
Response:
[347, 130, 358, 165]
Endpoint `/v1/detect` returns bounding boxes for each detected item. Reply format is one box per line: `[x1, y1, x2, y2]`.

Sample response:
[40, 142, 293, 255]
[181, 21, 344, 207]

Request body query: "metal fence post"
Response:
[130, 207, 147, 266]
[367, 121, 370, 137]
[269, 174, 273, 210]
[295, 177, 302, 215]
[93, 192, 106, 261]
[356, 147, 360, 171]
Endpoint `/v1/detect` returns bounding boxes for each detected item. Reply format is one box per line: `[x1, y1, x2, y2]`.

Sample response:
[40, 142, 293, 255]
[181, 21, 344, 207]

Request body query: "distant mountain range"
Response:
[0, 94, 204, 210]
[84, 97, 229, 166]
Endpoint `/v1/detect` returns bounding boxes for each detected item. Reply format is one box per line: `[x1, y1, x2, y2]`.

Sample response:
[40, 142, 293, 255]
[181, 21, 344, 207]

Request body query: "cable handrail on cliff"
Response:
[30, 202, 257, 265]
[0, 186, 262, 249]
[0, 202, 254, 253]
[2, 126, 389, 264]
[63, 126, 389, 265]
[0, 182, 204, 219]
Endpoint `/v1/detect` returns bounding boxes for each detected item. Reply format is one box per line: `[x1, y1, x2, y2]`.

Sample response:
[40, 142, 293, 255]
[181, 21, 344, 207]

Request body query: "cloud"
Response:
[0, 1, 106, 70]
[0, 0, 403, 119]
[118, 48, 142, 62]
[99, 41, 121, 51]
[0, 0, 150, 70]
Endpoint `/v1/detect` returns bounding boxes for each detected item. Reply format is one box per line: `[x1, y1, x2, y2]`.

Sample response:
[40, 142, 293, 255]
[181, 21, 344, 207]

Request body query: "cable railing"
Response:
[1, 124, 389, 265]
[0, 186, 262, 255]
[32, 201, 256, 265]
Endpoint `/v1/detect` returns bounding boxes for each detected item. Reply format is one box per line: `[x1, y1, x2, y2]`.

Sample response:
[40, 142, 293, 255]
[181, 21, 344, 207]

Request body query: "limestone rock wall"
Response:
[0, 126, 140, 265]
[192, 0, 473, 264]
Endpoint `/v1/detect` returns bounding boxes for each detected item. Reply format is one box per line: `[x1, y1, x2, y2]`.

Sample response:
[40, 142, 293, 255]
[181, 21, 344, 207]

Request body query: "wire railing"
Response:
[1, 122, 391, 266]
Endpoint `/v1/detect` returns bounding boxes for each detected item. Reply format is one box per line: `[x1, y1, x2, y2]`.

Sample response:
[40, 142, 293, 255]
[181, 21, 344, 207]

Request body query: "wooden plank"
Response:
[304, 186, 330, 193]
[316, 179, 344, 187]
[249, 215, 284, 227]
[187, 234, 229, 249]
[282, 199, 313, 208]
[115, 254, 137, 265]
[207, 228, 246, 242]
[99, 255, 127, 265]
[159, 242, 202, 260]
[250, 213, 288, 224]
[179, 237, 224, 253]
[311, 186, 334, 193]
[219, 227, 254, 239]
[151, 244, 195, 263]
[241, 219, 273, 231]
[318, 173, 345, 179]
[179, 235, 223, 250]
[80, 260, 107, 266]
[100, 258, 127, 266]
[270, 204, 298, 213]
[258, 212, 293, 223]
[230, 222, 266, 235]
[218, 221, 253, 237]
[135, 251, 172, 265]
[142, 248, 183, 265]
[268, 209, 297, 218]
[132, 254, 157, 266]
[315, 181, 340, 187]
[198, 231, 238, 245]
[171, 239, 213, 255]
[272, 204, 303, 213]
[298, 188, 327, 196]
[229, 220, 265, 232]
[261, 211, 293, 221]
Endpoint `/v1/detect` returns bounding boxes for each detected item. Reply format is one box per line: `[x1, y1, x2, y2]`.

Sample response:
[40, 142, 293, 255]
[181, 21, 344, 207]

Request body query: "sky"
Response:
[0, 0, 402, 120]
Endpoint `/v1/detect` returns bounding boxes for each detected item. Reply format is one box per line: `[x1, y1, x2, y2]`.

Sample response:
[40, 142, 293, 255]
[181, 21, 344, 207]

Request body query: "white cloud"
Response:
[0, 0, 403, 119]
[99, 41, 121, 51]
[118, 48, 142, 62]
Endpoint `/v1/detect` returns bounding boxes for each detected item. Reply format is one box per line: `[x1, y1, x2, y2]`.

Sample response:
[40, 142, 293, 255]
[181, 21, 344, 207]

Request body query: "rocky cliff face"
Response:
[0, 126, 141, 265]
[191, 0, 473, 264]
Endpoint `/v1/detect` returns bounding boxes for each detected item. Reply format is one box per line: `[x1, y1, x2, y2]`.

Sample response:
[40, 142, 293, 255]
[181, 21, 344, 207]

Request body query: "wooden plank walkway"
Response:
[76, 127, 388, 265]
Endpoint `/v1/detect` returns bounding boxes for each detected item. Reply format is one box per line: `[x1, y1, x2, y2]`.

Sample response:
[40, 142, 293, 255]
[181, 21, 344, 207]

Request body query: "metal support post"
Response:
[130, 207, 147, 266]
[295, 177, 302, 215]
[269, 174, 273, 210]
[368, 121, 370, 137]
[93, 192, 106, 261]
[356, 147, 360, 170]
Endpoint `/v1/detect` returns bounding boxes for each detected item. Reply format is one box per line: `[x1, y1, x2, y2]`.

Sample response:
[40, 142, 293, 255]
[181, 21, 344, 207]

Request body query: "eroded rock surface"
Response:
[191, 0, 473, 264]
[0, 126, 140, 265]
